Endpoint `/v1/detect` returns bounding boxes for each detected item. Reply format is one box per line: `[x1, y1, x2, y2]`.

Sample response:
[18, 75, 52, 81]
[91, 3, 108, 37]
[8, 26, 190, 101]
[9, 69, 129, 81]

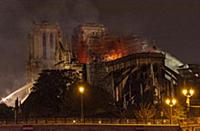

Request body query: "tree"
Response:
[163, 103, 186, 120]
[0, 103, 14, 120]
[22, 69, 80, 118]
[83, 85, 119, 118]
[22, 69, 118, 118]
[134, 103, 156, 123]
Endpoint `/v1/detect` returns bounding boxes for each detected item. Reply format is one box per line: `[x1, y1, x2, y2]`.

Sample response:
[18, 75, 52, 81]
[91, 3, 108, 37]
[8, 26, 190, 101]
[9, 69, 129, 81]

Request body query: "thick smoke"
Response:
[0, 0, 99, 97]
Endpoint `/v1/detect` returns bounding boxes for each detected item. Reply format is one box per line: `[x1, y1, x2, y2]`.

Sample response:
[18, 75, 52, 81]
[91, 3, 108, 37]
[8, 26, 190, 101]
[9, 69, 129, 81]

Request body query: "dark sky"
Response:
[0, 0, 200, 96]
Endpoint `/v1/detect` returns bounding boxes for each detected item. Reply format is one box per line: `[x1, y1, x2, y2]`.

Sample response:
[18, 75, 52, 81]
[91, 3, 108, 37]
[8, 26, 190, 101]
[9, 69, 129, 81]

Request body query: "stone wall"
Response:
[0, 124, 181, 131]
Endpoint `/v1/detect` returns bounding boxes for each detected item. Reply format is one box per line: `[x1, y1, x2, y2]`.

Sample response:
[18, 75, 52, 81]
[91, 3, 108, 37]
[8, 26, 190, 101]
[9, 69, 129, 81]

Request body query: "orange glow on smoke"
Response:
[77, 41, 89, 64]
[75, 34, 157, 64]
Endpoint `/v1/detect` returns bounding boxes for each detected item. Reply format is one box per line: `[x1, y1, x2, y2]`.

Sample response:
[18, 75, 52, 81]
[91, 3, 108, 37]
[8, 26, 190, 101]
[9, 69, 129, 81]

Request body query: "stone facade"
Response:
[26, 21, 71, 82]
[72, 23, 106, 64]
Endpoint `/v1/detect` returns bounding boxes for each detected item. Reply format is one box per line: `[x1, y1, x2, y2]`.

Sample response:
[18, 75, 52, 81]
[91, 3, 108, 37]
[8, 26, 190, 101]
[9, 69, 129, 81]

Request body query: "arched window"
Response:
[50, 33, 54, 49]
[43, 33, 47, 59]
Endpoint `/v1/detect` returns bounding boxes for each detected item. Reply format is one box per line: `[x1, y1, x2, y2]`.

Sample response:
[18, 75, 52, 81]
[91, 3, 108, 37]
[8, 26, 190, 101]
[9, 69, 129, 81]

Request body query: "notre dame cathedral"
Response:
[26, 21, 72, 82]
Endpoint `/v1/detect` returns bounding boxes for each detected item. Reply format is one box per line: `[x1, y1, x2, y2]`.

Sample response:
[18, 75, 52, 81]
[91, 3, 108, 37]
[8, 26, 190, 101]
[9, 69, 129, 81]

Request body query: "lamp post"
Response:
[165, 98, 176, 124]
[182, 88, 194, 117]
[79, 86, 84, 122]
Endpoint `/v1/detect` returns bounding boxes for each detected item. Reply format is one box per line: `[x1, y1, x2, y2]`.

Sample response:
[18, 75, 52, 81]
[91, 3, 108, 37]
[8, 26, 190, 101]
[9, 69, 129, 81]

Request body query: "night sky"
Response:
[0, 0, 200, 96]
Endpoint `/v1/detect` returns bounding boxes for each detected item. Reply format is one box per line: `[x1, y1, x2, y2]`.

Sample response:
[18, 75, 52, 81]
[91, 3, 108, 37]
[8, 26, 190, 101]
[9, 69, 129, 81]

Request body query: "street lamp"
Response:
[165, 98, 176, 124]
[182, 88, 194, 116]
[79, 86, 84, 122]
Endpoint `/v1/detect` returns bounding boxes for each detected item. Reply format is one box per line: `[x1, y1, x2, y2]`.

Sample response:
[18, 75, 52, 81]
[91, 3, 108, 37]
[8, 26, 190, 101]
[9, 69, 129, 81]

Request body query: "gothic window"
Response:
[43, 33, 47, 59]
[50, 33, 54, 49]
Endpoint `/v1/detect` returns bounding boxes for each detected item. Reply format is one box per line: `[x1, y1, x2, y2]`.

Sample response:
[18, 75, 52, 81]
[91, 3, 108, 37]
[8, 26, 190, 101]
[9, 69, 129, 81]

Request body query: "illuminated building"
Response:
[26, 21, 71, 82]
[2, 22, 191, 108]
[72, 23, 106, 64]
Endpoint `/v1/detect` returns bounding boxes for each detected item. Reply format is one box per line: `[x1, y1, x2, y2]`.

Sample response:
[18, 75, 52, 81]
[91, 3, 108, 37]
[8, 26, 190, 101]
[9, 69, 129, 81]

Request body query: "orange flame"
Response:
[104, 49, 127, 61]
[76, 34, 157, 63]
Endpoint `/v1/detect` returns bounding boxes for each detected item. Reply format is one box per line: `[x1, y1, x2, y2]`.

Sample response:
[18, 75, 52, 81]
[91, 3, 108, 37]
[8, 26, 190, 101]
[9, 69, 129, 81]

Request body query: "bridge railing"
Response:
[0, 118, 181, 125]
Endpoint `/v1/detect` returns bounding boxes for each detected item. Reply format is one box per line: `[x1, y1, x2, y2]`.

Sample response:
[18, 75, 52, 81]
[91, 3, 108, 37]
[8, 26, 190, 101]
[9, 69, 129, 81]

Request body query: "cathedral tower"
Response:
[27, 21, 71, 82]
[72, 23, 106, 64]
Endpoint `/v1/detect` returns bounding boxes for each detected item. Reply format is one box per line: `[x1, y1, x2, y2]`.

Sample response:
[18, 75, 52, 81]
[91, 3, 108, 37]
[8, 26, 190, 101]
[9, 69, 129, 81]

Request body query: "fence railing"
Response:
[0, 118, 181, 125]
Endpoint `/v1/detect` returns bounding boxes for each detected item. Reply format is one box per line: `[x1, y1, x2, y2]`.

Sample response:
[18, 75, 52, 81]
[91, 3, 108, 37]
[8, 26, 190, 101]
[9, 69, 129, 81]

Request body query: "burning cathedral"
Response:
[2, 21, 200, 110]
[26, 22, 183, 108]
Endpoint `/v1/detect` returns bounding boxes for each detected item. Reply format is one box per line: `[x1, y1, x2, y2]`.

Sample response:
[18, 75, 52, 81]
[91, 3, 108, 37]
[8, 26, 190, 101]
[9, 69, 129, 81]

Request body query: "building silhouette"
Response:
[26, 21, 71, 82]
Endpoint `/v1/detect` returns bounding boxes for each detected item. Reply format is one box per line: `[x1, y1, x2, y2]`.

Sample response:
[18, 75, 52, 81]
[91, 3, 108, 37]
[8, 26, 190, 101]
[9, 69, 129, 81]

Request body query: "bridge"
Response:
[0, 124, 182, 131]
[1, 117, 200, 131]
[0, 118, 182, 131]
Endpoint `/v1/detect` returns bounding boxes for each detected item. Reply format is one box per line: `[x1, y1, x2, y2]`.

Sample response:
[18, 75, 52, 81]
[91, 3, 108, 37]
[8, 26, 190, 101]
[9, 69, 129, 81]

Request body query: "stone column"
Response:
[53, 32, 56, 59]
[34, 31, 40, 59]
[38, 31, 43, 59]
[46, 31, 50, 60]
